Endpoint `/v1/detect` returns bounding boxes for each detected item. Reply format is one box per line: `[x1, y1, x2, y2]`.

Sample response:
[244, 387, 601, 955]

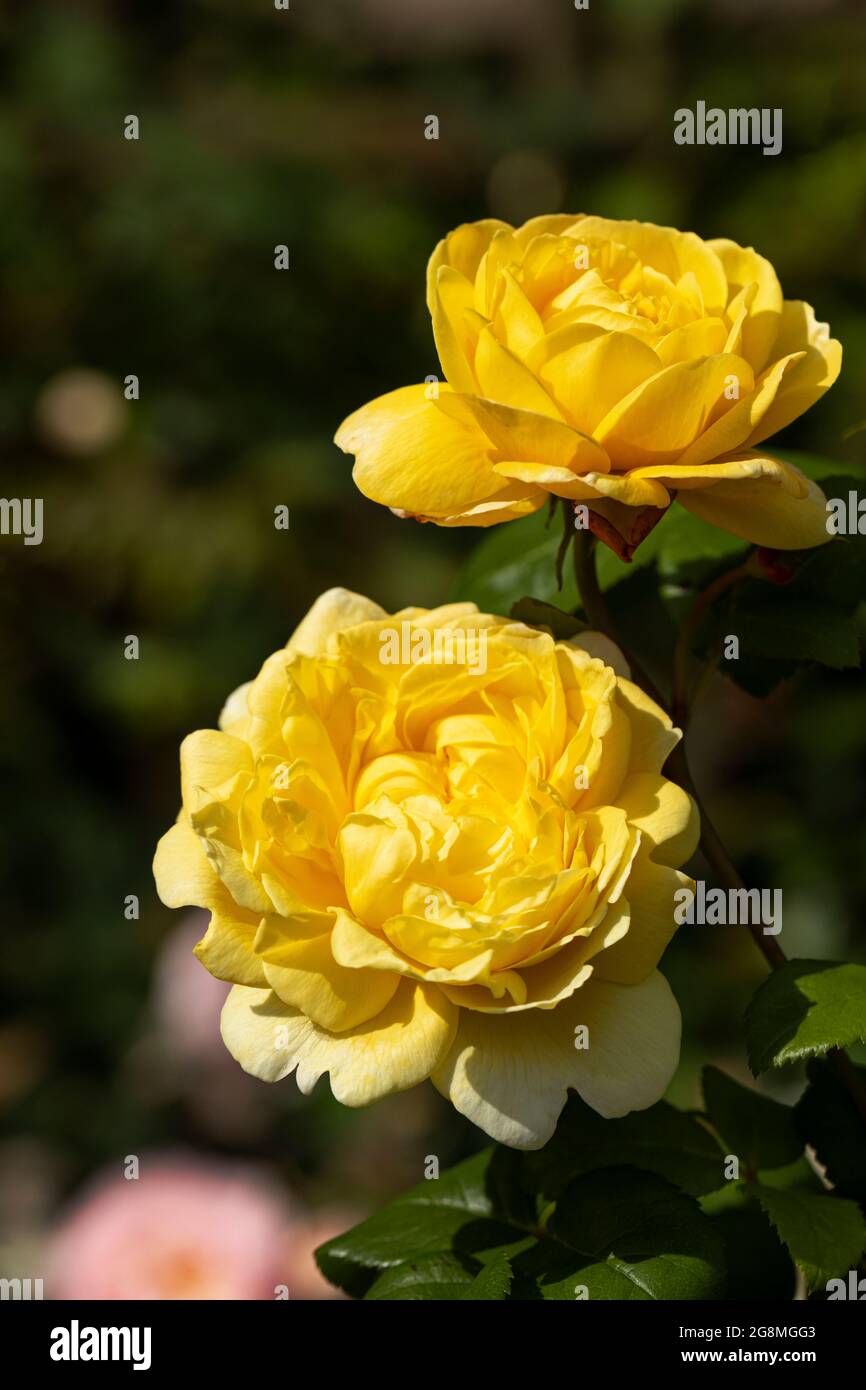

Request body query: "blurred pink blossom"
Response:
[153, 912, 230, 1065]
[49, 1157, 348, 1300]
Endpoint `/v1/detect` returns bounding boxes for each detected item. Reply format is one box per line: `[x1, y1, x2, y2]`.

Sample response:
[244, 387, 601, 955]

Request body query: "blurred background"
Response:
[1, 0, 864, 1298]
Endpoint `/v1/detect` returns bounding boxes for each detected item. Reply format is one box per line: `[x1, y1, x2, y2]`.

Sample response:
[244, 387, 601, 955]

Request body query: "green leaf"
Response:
[705, 502, 866, 693]
[509, 597, 586, 640]
[795, 1059, 866, 1201]
[450, 509, 578, 614]
[700, 1183, 796, 1300]
[745, 959, 866, 1073]
[449, 488, 756, 636]
[316, 1149, 725, 1301]
[702, 1066, 803, 1173]
[449, 498, 748, 621]
[523, 1093, 725, 1200]
[540, 1168, 725, 1301]
[755, 1184, 866, 1292]
[756, 1156, 826, 1194]
[789, 519, 866, 611]
[364, 1252, 511, 1301]
[730, 589, 859, 670]
[314, 1147, 531, 1298]
[461, 1252, 513, 1300]
[604, 563, 679, 698]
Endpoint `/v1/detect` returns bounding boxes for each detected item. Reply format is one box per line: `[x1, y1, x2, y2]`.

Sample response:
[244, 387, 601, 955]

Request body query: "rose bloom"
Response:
[335, 215, 840, 552]
[50, 1160, 300, 1300]
[154, 588, 697, 1149]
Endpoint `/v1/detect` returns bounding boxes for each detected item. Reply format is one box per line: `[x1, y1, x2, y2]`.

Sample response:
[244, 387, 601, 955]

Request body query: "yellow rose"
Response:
[336, 215, 840, 550]
[154, 587, 698, 1149]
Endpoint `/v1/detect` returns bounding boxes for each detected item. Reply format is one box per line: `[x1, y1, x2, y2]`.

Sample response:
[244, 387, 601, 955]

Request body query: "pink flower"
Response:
[50, 1158, 299, 1300]
[153, 912, 230, 1065]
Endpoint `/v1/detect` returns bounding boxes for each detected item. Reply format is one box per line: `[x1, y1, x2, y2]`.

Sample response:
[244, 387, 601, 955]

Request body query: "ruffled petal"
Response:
[221, 979, 457, 1104]
[288, 588, 388, 659]
[432, 970, 680, 1148]
[746, 301, 842, 446]
[335, 384, 508, 517]
[679, 451, 831, 549]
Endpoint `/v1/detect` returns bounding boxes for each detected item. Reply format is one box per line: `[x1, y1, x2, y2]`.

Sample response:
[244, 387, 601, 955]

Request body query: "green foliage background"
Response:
[1, 0, 864, 1288]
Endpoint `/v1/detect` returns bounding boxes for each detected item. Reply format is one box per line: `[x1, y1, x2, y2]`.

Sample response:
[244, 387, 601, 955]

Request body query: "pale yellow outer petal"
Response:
[432, 970, 681, 1148]
[193, 915, 266, 988]
[221, 979, 457, 1105]
[617, 679, 681, 775]
[180, 729, 252, 811]
[154, 820, 221, 909]
[594, 858, 693, 985]
[153, 822, 266, 987]
[573, 631, 631, 679]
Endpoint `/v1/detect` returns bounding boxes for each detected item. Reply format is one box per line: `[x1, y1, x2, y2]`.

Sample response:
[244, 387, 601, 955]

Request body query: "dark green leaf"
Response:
[700, 1183, 796, 1300]
[790, 522, 866, 612]
[364, 1252, 511, 1301]
[317, 1150, 725, 1301]
[795, 1059, 866, 1201]
[731, 590, 859, 670]
[314, 1147, 532, 1298]
[450, 509, 578, 614]
[756, 1156, 826, 1194]
[746, 959, 866, 1073]
[523, 1093, 725, 1200]
[755, 1184, 866, 1291]
[462, 1252, 513, 1300]
[538, 1168, 726, 1301]
[702, 1066, 803, 1173]
[605, 563, 679, 698]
